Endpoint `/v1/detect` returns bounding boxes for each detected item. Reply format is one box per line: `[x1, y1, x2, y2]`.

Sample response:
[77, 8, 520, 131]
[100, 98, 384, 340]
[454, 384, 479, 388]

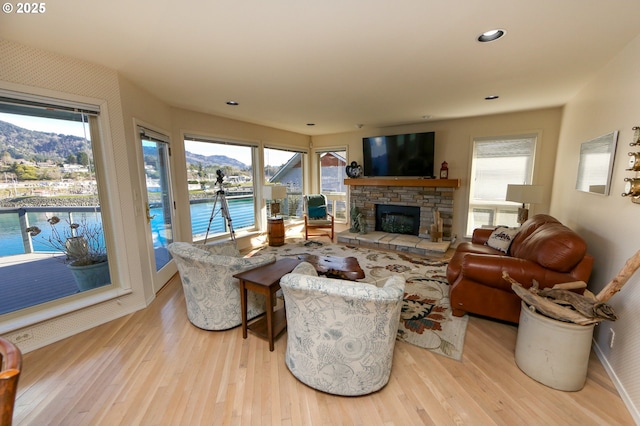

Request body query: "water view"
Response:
[0, 196, 255, 258]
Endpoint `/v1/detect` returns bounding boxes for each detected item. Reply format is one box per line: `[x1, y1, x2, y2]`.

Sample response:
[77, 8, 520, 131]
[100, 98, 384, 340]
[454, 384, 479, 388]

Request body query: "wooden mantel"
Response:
[344, 178, 460, 188]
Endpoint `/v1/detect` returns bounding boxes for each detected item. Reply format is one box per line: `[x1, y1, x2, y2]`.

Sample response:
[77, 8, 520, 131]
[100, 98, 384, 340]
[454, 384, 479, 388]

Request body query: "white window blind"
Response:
[466, 134, 537, 234]
[184, 134, 258, 148]
[0, 89, 100, 120]
[471, 135, 536, 201]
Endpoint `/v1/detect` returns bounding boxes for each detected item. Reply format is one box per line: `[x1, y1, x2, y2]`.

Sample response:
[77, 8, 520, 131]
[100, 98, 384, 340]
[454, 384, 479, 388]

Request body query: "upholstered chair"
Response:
[279, 262, 405, 396]
[168, 241, 276, 330]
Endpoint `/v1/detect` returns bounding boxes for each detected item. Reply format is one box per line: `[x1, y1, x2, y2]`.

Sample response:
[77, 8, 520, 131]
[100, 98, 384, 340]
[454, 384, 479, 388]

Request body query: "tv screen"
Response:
[362, 132, 435, 177]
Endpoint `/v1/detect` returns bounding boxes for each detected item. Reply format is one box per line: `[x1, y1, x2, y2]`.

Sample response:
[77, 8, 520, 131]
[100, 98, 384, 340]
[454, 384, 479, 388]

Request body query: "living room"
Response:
[1, 1, 640, 423]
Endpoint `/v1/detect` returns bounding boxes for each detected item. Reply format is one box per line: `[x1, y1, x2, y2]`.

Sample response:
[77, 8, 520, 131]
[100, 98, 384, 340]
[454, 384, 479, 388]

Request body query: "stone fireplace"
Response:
[344, 178, 458, 241]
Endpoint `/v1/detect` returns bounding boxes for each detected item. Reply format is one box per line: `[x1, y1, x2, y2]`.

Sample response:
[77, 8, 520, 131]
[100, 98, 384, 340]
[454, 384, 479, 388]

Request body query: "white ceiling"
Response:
[2, 0, 640, 136]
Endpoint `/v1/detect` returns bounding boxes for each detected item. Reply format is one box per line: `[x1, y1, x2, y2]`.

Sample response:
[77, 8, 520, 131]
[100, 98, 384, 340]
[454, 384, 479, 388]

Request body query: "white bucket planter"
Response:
[515, 301, 595, 391]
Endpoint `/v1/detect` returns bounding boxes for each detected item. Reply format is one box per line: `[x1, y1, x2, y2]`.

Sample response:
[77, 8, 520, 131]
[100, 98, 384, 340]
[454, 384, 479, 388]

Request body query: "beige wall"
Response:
[117, 75, 175, 301]
[552, 34, 640, 420]
[312, 107, 563, 240]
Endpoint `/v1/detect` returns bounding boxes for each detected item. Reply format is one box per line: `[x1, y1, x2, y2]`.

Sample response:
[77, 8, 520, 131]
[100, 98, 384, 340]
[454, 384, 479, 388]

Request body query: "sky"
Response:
[184, 140, 295, 167]
[0, 112, 90, 139]
[0, 112, 295, 167]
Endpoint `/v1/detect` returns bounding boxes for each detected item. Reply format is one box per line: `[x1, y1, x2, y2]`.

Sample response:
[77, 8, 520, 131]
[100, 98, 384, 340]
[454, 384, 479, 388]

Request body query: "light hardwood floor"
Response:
[13, 271, 634, 425]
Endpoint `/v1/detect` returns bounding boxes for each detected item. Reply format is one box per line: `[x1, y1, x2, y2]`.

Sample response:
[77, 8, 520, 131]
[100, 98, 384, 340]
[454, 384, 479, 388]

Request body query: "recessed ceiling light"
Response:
[226, 100, 239, 106]
[477, 29, 505, 43]
[485, 95, 500, 100]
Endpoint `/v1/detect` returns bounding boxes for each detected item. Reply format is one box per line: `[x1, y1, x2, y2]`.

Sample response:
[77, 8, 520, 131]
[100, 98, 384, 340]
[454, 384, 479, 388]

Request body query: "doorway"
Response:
[137, 126, 176, 293]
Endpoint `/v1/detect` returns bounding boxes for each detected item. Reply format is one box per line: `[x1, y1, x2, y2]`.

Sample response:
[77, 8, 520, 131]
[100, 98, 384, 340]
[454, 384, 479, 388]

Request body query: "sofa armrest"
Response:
[459, 254, 578, 292]
[471, 228, 495, 245]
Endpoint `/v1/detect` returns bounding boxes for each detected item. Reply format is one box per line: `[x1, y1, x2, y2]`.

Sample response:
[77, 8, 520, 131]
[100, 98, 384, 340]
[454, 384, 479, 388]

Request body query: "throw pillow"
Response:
[308, 205, 327, 219]
[485, 226, 519, 253]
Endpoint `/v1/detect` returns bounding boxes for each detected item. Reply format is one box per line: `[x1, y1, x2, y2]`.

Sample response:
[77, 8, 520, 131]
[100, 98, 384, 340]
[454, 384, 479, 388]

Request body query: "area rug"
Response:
[250, 238, 469, 361]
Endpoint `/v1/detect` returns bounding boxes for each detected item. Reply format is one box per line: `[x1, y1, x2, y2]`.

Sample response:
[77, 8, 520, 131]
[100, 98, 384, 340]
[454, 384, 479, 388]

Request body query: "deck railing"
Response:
[1, 206, 103, 256]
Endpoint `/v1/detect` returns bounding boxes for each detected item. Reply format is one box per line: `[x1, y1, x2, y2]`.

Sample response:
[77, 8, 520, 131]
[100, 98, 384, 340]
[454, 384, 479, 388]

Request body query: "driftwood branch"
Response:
[503, 271, 615, 325]
[552, 281, 587, 291]
[537, 288, 617, 321]
[596, 249, 640, 302]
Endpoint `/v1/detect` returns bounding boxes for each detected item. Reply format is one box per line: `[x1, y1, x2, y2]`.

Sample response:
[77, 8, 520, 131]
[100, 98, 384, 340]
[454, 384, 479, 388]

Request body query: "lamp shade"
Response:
[505, 184, 544, 204]
[263, 185, 287, 200]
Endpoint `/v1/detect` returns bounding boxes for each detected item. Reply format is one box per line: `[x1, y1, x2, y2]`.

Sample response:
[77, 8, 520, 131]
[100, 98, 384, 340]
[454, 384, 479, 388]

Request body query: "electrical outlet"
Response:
[609, 328, 616, 348]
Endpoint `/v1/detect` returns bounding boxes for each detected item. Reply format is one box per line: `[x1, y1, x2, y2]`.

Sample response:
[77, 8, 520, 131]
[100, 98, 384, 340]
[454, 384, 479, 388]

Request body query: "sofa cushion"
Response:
[485, 226, 519, 253]
[510, 214, 560, 253]
[510, 223, 588, 272]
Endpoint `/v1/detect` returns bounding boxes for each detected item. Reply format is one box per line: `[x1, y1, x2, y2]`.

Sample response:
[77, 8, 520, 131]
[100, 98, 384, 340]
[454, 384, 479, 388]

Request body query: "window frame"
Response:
[183, 134, 260, 242]
[466, 133, 538, 236]
[263, 145, 308, 221]
[0, 87, 128, 333]
[314, 148, 348, 222]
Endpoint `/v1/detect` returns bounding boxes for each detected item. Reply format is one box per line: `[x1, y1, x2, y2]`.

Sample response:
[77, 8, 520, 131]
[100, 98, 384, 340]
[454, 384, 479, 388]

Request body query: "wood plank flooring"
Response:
[13, 274, 634, 425]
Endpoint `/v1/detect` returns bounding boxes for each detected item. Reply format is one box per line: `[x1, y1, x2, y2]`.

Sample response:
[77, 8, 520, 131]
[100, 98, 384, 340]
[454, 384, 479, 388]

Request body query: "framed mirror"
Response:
[576, 131, 618, 195]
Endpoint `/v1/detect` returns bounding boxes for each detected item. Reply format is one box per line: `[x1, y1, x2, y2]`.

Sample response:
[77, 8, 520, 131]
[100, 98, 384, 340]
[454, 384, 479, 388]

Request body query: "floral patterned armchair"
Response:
[279, 262, 405, 396]
[168, 241, 276, 330]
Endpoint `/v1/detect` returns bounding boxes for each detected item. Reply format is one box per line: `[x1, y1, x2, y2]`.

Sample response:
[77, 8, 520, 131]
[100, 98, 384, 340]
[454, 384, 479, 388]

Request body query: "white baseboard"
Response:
[593, 340, 640, 424]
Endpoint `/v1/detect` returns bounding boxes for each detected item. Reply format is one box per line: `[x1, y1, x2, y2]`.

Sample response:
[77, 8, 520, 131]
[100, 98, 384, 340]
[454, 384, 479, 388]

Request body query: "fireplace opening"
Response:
[375, 204, 420, 236]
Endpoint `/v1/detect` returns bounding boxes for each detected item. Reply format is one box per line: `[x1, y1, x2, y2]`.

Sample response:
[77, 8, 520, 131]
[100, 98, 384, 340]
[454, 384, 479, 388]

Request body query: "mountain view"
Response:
[0, 120, 246, 170]
[0, 120, 92, 163]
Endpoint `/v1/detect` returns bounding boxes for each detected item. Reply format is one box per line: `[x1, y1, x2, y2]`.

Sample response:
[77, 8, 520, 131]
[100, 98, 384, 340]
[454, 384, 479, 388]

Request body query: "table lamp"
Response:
[506, 184, 544, 224]
[263, 185, 287, 217]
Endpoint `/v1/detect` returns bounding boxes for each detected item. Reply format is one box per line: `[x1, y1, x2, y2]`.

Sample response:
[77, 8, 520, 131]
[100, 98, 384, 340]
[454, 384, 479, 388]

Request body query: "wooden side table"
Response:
[234, 258, 301, 351]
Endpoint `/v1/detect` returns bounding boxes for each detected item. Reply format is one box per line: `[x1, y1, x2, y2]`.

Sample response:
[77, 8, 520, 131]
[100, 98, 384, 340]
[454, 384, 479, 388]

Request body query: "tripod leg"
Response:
[220, 194, 236, 243]
[204, 193, 221, 244]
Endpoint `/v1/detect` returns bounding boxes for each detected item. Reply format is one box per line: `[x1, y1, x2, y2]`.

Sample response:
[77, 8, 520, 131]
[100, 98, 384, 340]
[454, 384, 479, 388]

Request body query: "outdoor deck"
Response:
[1, 247, 171, 316]
[0, 253, 79, 315]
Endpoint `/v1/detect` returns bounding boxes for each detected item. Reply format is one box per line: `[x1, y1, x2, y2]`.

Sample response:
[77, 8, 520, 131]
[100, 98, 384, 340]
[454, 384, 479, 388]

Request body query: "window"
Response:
[183, 136, 257, 241]
[316, 149, 347, 222]
[0, 90, 111, 315]
[264, 147, 307, 220]
[467, 134, 537, 235]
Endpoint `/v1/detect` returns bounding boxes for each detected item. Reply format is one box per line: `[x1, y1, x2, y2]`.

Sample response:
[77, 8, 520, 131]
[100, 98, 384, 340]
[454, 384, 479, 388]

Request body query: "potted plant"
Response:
[26, 216, 111, 291]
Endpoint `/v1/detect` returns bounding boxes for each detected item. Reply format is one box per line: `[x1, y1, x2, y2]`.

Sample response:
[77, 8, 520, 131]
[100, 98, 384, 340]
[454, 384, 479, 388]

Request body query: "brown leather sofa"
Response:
[446, 214, 593, 323]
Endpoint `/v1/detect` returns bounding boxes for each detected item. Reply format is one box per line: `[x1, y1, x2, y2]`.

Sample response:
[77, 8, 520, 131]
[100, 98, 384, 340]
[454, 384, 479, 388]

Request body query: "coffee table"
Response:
[296, 254, 365, 281]
[234, 258, 302, 351]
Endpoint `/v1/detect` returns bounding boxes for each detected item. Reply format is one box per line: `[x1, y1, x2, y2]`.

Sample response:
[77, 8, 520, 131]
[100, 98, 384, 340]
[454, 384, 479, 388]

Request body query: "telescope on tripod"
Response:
[204, 169, 236, 244]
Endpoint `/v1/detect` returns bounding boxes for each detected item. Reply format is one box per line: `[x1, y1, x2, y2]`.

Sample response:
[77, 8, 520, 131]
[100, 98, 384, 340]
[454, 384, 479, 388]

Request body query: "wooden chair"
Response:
[303, 194, 334, 240]
[0, 337, 22, 426]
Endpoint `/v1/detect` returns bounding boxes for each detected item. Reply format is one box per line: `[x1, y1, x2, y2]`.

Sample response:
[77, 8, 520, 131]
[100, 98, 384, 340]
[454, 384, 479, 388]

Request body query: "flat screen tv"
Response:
[362, 131, 435, 177]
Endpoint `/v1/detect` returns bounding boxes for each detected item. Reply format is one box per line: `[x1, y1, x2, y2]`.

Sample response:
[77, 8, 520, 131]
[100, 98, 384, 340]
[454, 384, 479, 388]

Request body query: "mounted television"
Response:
[362, 131, 435, 177]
